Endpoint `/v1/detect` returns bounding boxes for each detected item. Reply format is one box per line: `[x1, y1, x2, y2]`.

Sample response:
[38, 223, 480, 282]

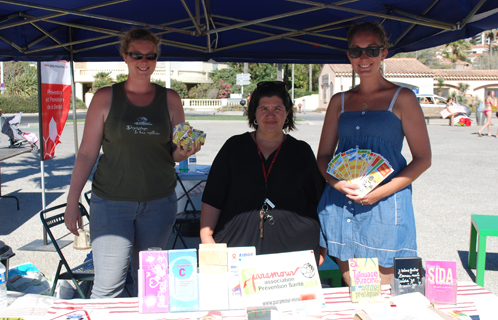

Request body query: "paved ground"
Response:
[0, 111, 497, 297]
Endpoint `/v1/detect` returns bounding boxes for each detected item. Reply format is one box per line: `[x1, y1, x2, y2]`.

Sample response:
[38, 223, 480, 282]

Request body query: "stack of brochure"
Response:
[327, 148, 394, 198]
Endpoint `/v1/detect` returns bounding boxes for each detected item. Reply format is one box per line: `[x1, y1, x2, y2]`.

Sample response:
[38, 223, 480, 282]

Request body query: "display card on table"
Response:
[425, 260, 457, 304]
[168, 249, 199, 312]
[227, 246, 256, 310]
[348, 258, 381, 303]
[394, 257, 424, 286]
[138, 250, 169, 313]
[391, 256, 425, 297]
[198, 243, 229, 311]
[239, 250, 324, 312]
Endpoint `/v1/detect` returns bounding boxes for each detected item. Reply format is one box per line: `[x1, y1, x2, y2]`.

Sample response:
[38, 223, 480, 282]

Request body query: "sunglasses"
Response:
[127, 52, 158, 60]
[347, 46, 384, 59]
[257, 81, 286, 89]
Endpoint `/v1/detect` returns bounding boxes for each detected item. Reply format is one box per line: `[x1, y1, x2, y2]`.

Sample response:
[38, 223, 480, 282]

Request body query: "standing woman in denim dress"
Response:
[317, 21, 431, 285]
[64, 28, 200, 298]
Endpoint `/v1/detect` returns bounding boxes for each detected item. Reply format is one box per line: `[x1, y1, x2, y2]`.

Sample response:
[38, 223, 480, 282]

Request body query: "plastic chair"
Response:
[318, 255, 343, 287]
[468, 214, 498, 287]
[40, 203, 94, 298]
[173, 172, 201, 248]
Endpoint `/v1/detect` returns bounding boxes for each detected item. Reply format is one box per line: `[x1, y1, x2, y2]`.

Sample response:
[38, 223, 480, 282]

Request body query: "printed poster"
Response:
[239, 250, 324, 310]
[40, 61, 71, 160]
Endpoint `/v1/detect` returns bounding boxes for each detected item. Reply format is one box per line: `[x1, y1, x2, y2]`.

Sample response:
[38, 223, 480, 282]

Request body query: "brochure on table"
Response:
[239, 250, 324, 311]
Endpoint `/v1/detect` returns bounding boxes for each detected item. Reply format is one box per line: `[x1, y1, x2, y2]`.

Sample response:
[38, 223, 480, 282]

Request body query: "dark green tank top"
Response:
[92, 82, 176, 201]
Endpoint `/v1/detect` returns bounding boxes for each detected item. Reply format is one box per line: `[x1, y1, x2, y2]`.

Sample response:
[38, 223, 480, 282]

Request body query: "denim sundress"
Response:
[318, 87, 417, 268]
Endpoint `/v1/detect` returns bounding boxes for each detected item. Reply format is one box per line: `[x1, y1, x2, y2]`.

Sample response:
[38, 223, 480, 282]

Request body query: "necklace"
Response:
[362, 94, 374, 109]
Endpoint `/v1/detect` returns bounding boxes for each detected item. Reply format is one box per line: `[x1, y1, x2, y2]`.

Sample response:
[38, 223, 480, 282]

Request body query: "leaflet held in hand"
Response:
[327, 148, 394, 198]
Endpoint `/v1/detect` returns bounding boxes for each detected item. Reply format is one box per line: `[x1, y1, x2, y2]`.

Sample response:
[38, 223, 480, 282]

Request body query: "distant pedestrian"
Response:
[478, 90, 495, 137]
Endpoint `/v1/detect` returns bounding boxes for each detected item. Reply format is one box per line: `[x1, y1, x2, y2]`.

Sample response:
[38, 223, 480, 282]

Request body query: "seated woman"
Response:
[200, 81, 325, 265]
[441, 98, 467, 126]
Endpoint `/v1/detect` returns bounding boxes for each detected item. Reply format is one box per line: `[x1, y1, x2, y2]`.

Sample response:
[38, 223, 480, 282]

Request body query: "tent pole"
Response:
[69, 28, 79, 158]
[309, 64, 312, 92]
[292, 64, 295, 102]
[37, 61, 47, 245]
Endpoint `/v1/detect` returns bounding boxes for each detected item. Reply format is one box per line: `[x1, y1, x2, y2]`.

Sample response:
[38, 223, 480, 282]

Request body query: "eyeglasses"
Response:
[257, 81, 286, 89]
[127, 52, 158, 60]
[347, 46, 384, 59]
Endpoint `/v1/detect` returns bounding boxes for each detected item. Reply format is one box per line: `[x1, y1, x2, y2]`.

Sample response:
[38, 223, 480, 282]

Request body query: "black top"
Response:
[202, 132, 325, 263]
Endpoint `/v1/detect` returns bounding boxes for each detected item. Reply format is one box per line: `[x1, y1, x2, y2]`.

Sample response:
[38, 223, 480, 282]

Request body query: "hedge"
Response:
[0, 94, 87, 114]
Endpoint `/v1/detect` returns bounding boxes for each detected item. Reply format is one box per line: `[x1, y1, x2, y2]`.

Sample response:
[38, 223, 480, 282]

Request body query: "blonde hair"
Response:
[119, 28, 161, 56]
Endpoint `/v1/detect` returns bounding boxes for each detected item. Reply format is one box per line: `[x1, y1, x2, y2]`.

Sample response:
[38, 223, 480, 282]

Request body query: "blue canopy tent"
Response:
[0, 0, 497, 63]
[1, 0, 497, 249]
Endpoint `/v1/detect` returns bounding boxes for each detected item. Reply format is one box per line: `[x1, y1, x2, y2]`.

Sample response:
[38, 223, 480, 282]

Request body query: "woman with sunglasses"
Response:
[317, 21, 431, 285]
[200, 81, 325, 264]
[64, 28, 199, 298]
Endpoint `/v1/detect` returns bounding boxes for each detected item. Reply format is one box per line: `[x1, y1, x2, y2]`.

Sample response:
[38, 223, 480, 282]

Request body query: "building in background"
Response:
[73, 61, 228, 105]
[318, 58, 498, 110]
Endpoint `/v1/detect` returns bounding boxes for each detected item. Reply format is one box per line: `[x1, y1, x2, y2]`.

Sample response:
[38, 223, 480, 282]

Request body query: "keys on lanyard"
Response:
[259, 198, 275, 238]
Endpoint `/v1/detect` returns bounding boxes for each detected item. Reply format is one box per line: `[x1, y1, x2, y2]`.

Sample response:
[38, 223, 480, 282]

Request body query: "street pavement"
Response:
[0, 111, 498, 297]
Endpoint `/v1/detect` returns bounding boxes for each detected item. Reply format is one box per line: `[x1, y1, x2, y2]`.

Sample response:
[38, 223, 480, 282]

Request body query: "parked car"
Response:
[416, 94, 471, 117]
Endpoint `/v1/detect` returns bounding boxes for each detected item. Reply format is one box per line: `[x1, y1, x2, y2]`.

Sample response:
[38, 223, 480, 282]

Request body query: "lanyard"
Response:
[254, 130, 286, 238]
[254, 130, 286, 185]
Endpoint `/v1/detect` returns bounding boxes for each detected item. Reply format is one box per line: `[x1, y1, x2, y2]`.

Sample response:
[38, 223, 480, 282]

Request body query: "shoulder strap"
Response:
[388, 87, 403, 112]
[341, 92, 345, 113]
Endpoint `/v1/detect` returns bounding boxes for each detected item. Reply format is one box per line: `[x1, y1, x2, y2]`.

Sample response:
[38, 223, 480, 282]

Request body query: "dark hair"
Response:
[247, 82, 295, 132]
[120, 28, 161, 56]
[347, 21, 389, 48]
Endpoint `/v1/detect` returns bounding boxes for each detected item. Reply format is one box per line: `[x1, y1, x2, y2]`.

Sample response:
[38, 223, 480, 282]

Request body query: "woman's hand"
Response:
[319, 247, 327, 266]
[346, 184, 386, 206]
[64, 202, 83, 236]
[173, 140, 201, 162]
[332, 179, 359, 197]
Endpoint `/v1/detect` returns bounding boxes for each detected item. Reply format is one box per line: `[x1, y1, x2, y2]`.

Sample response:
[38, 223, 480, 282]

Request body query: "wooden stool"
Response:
[318, 255, 342, 287]
[468, 214, 498, 287]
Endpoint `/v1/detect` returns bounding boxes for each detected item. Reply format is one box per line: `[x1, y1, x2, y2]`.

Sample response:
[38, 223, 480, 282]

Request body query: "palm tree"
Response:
[89, 71, 113, 93]
[484, 29, 498, 56]
[115, 73, 128, 83]
[443, 40, 472, 66]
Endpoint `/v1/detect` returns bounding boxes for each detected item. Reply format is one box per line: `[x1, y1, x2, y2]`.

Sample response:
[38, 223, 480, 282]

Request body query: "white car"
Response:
[416, 94, 471, 117]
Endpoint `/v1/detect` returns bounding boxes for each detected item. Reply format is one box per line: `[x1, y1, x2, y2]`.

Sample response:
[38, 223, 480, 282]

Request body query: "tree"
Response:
[188, 83, 214, 99]
[171, 79, 188, 98]
[443, 40, 472, 64]
[214, 79, 231, 98]
[484, 29, 498, 56]
[227, 62, 321, 97]
[456, 82, 470, 105]
[151, 78, 165, 87]
[435, 78, 445, 96]
[211, 68, 237, 87]
[4, 61, 38, 97]
[115, 73, 128, 83]
[449, 82, 470, 105]
[89, 71, 113, 93]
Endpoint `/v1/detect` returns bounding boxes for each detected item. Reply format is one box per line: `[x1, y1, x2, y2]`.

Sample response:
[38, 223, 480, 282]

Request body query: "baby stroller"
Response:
[1, 112, 39, 154]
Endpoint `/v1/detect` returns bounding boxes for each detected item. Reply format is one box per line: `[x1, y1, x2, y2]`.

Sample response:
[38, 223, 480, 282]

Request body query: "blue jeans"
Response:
[89, 191, 177, 298]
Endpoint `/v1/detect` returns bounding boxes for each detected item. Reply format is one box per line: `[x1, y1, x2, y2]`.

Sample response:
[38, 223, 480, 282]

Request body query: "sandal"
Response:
[477, 132, 482, 137]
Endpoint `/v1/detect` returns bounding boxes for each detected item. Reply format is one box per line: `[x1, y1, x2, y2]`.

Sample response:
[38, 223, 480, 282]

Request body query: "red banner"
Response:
[40, 61, 71, 161]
